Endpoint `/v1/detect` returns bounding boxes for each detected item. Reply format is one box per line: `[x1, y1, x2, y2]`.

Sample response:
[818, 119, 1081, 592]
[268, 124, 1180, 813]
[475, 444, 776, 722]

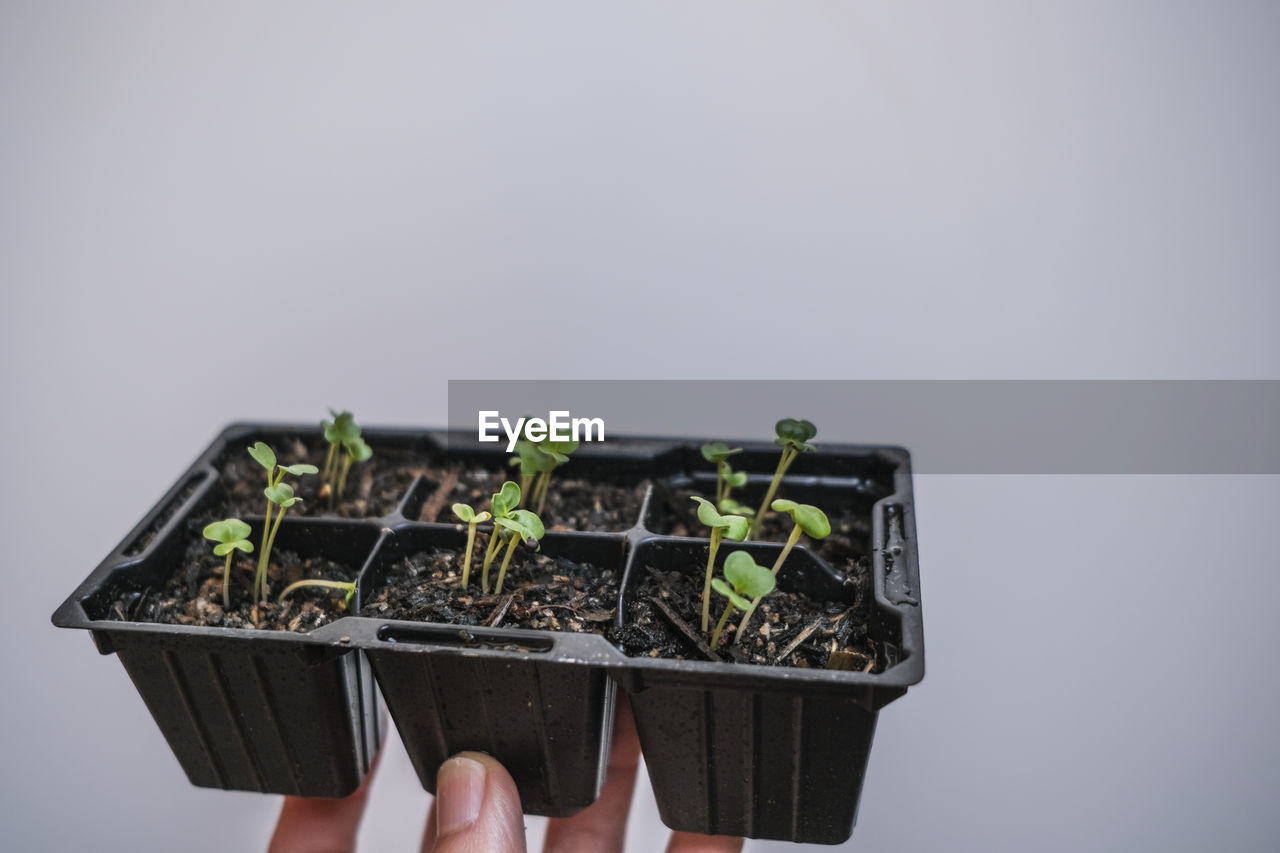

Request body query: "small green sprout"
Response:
[748, 418, 817, 538]
[716, 497, 755, 519]
[491, 508, 545, 596]
[248, 441, 318, 604]
[508, 436, 547, 500]
[202, 518, 253, 609]
[710, 551, 776, 650]
[531, 439, 578, 514]
[505, 420, 578, 515]
[321, 411, 358, 488]
[690, 496, 750, 632]
[701, 442, 745, 506]
[320, 410, 373, 505]
[480, 481, 521, 593]
[734, 499, 831, 644]
[278, 579, 357, 608]
[452, 502, 492, 590]
[336, 436, 372, 501]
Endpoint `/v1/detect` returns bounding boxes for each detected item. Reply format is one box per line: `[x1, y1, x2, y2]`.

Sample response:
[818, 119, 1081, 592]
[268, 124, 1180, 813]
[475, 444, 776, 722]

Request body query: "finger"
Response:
[268, 746, 384, 853]
[542, 700, 643, 853]
[421, 752, 528, 853]
[665, 832, 745, 853]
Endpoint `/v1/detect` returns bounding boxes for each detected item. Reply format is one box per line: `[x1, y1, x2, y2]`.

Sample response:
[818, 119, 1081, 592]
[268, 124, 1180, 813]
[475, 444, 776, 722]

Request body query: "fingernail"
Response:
[437, 755, 486, 836]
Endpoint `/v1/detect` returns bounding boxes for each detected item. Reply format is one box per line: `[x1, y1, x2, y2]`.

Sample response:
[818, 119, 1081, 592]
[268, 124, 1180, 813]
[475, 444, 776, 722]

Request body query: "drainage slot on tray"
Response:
[376, 624, 555, 652]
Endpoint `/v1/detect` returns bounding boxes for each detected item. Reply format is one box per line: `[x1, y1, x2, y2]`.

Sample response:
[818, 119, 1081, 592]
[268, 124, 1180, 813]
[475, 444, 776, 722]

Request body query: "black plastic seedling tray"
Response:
[50, 478, 387, 797]
[53, 422, 924, 844]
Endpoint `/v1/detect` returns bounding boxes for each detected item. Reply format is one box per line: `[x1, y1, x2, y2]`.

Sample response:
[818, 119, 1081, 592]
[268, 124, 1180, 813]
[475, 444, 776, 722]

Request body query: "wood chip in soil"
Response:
[217, 436, 646, 531]
[360, 546, 619, 635]
[615, 564, 879, 671]
[219, 436, 430, 519]
[103, 534, 358, 633]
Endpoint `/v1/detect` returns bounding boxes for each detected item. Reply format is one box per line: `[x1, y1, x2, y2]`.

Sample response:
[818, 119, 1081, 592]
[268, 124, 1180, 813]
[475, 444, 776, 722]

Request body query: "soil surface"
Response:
[104, 535, 358, 632]
[217, 437, 646, 531]
[220, 436, 431, 519]
[421, 467, 647, 532]
[615, 544, 878, 670]
[361, 546, 620, 634]
[648, 483, 873, 558]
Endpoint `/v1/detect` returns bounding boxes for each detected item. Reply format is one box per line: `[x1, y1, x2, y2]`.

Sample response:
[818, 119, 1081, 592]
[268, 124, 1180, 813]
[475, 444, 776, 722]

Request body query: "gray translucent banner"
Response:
[446, 380, 1279, 474]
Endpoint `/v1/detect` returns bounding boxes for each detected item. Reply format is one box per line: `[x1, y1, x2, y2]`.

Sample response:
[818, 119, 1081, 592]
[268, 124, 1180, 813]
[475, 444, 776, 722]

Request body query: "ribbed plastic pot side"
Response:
[609, 449, 924, 845]
[51, 487, 386, 797]
[352, 524, 628, 817]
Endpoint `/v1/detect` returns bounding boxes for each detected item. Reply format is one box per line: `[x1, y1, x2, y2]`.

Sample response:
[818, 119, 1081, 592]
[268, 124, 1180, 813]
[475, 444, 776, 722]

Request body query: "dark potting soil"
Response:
[615, 550, 878, 671]
[220, 436, 430, 520]
[217, 437, 646, 531]
[104, 534, 358, 632]
[361, 546, 619, 635]
[648, 483, 873, 559]
[420, 466, 646, 533]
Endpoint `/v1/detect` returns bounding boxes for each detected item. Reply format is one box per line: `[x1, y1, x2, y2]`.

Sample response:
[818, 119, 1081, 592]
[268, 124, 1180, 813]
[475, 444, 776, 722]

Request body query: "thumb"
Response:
[423, 752, 528, 853]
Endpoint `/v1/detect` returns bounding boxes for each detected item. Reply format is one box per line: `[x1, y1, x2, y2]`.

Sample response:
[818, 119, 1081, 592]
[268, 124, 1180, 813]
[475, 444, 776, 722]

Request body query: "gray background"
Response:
[3, 2, 1278, 851]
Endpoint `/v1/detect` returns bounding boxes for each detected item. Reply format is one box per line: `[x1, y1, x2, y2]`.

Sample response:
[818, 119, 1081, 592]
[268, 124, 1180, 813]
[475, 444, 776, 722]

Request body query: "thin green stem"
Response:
[257, 501, 274, 603]
[701, 527, 724, 632]
[771, 524, 804, 576]
[278, 579, 356, 602]
[716, 461, 727, 504]
[223, 552, 233, 609]
[461, 521, 477, 589]
[749, 448, 797, 539]
[710, 603, 736, 650]
[259, 504, 288, 601]
[494, 536, 519, 595]
[337, 452, 353, 500]
[323, 441, 338, 489]
[734, 524, 803, 644]
[518, 473, 530, 504]
[257, 467, 288, 601]
[481, 527, 502, 594]
[534, 470, 551, 514]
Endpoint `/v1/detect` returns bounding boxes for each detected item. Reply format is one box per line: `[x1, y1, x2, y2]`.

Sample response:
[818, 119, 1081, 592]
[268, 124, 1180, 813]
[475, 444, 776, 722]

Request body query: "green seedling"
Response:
[701, 442, 745, 505]
[336, 436, 372, 501]
[452, 502, 492, 590]
[278, 579, 357, 608]
[506, 420, 578, 514]
[509, 436, 550, 501]
[320, 410, 373, 504]
[530, 439, 577, 514]
[202, 518, 253, 609]
[321, 410, 358, 488]
[716, 497, 755, 518]
[480, 481, 521, 593]
[690, 496, 750, 632]
[748, 418, 818, 538]
[248, 441, 318, 604]
[734, 499, 831, 643]
[491, 508, 545, 596]
[710, 551, 776, 650]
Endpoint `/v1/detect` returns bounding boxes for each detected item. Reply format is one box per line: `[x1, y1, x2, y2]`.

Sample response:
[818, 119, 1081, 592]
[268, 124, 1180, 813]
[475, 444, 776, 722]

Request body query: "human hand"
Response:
[268, 701, 743, 853]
